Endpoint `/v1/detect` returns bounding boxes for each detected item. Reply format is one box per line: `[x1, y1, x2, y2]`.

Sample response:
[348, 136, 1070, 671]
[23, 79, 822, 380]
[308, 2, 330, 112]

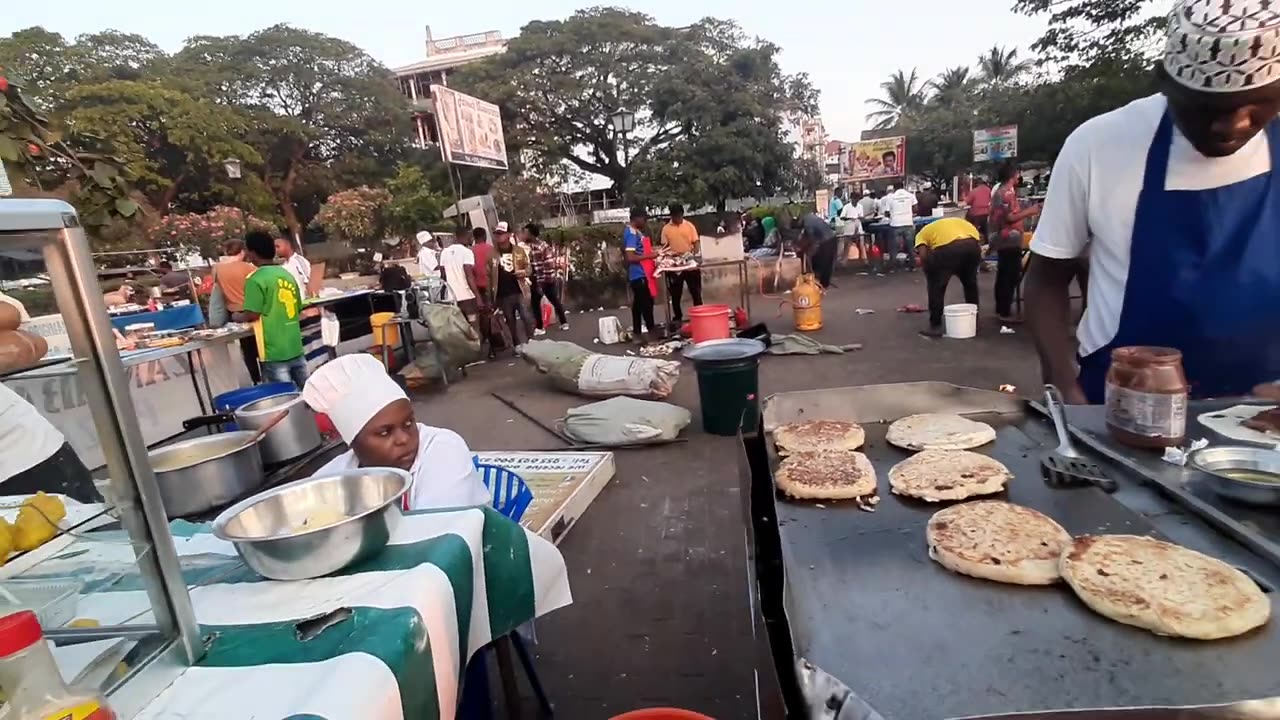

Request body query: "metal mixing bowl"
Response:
[1189, 445, 1280, 507]
[212, 468, 413, 580]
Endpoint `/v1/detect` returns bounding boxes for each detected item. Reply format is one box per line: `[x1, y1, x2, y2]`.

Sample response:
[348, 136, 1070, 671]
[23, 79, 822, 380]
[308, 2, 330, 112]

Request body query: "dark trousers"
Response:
[498, 293, 534, 346]
[630, 278, 656, 334]
[924, 239, 982, 328]
[239, 333, 262, 384]
[4, 443, 100, 503]
[530, 280, 568, 329]
[994, 247, 1023, 317]
[666, 270, 703, 321]
[812, 238, 839, 288]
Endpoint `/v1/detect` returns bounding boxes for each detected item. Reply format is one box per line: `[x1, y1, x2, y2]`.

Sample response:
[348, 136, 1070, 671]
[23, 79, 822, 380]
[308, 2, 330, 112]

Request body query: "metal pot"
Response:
[234, 392, 322, 465]
[1189, 445, 1280, 506]
[148, 431, 266, 518]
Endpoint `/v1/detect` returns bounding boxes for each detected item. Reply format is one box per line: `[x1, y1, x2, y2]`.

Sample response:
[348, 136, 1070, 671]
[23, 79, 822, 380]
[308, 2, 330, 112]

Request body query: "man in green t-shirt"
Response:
[235, 230, 307, 388]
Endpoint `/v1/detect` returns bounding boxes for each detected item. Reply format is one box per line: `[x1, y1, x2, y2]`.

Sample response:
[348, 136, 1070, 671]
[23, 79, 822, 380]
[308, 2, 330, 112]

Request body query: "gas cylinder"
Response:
[792, 273, 823, 331]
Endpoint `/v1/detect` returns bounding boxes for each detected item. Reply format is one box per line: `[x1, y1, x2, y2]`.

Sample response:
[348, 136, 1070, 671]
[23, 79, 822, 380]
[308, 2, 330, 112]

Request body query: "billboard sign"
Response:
[974, 125, 1018, 162]
[849, 136, 906, 181]
[430, 84, 508, 170]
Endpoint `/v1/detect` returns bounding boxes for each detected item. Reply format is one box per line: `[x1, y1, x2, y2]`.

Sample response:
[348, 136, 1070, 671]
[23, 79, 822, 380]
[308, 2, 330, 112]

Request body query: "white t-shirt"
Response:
[416, 246, 439, 274]
[312, 423, 490, 511]
[440, 244, 476, 302]
[886, 189, 917, 227]
[838, 202, 863, 236]
[1032, 93, 1272, 356]
[0, 383, 65, 482]
[281, 253, 312, 297]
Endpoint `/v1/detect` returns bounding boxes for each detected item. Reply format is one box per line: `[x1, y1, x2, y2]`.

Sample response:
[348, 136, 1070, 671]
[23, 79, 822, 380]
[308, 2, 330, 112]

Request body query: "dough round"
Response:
[927, 501, 1071, 585]
[886, 413, 996, 451]
[776, 450, 877, 500]
[888, 450, 1011, 501]
[1060, 535, 1271, 640]
[774, 420, 865, 454]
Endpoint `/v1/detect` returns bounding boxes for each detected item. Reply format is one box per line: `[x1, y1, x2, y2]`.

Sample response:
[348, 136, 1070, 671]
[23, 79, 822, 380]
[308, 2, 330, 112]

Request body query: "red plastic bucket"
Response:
[688, 304, 731, 344]
[610, 710, 716, 720]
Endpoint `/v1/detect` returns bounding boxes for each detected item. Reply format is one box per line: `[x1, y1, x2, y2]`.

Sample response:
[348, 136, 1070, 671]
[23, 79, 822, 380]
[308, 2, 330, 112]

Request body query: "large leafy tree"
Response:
[172, 25, 411, 237]
[930, 67, 973, 99]
[977, 46, 1034, 84]
[64, 81, 260, 213]
[1014, 0, 1166, 72]
[865, 69, 928, 130]
[383, 164, 448, 239]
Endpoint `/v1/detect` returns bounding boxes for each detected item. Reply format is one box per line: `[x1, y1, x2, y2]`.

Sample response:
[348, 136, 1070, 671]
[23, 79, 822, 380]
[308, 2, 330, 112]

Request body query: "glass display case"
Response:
[0, 199, 201, 717]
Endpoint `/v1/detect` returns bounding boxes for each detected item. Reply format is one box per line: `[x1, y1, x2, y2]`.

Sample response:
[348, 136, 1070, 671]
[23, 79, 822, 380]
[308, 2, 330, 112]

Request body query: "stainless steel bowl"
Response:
[1189, 445, 1280, 506]
[212, 468, 413, 580]
[148, 431, 265, 518]
[235, 392, 321, 465]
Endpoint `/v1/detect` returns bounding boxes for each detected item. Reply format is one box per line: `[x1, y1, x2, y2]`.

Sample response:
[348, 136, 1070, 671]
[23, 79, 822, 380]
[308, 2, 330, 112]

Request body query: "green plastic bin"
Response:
[684, 338, 767, 436]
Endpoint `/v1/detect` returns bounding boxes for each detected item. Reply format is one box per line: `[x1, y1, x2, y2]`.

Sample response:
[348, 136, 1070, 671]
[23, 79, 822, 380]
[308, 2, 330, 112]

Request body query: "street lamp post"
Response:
[609, 110, 636, 165]
[223, 157, 242, 180]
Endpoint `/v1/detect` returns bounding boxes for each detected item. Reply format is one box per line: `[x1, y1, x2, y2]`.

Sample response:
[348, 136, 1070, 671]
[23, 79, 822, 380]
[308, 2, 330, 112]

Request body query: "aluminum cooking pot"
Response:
[233, 392, 322, 465]
[147, 431, 266, 518]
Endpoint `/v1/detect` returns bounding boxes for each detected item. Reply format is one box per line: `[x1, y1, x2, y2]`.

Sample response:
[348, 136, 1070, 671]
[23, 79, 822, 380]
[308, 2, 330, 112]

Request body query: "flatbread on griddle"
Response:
[888, 449, 1011, 501]
[1060, 535, 1271, 640]
[773, 420, 865, 454]
[927, 501, 1071, 585]
[886, 413, 996, 451]
[775, 450, 877, 500]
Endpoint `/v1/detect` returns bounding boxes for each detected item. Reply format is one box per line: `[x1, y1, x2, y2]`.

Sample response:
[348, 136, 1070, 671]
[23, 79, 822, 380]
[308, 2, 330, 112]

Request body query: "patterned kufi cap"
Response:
[1164, 0, 1280, 92]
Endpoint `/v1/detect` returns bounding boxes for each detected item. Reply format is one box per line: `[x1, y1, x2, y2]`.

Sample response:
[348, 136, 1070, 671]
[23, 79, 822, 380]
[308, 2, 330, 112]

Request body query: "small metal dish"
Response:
[1188, 445, 1280, 507]
[212, 468, 412, 580]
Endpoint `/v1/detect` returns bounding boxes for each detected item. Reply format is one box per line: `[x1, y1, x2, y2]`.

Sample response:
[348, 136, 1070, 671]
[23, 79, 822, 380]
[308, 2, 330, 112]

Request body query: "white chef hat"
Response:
[1164, 0, 1280, 92]
[301, 354, 408, 444]
[416, 230, 433, 246]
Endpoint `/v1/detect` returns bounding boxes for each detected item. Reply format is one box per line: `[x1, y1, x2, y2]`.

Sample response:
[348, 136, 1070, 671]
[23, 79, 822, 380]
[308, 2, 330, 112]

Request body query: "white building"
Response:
[391, 26, 507, 148]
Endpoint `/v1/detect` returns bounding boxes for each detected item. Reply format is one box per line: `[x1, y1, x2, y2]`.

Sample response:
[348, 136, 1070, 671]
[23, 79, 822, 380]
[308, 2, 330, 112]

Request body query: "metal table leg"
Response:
[185, 351, 207, 416]
[494, 634, 523, 719]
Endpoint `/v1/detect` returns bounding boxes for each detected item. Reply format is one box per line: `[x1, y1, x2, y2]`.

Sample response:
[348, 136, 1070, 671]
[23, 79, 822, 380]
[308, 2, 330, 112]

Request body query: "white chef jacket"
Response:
[0, 383, 65, 482]
[417, 246, 439, 275]
[281, 253, 312, 297]
[311, 423, 490, 511]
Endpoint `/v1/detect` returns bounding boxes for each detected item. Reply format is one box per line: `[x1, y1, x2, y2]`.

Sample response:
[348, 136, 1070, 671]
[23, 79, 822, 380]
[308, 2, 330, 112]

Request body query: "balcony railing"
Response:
[429, 31, 503, 55]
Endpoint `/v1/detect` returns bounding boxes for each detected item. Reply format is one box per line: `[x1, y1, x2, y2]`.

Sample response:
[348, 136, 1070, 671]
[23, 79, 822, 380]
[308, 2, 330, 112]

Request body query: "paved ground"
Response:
[410, 268, 1052, 718]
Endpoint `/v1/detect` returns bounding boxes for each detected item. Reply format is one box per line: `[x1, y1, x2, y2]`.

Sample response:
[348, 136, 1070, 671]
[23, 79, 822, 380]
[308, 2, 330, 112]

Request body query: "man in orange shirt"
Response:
[660, 203, 703, 324]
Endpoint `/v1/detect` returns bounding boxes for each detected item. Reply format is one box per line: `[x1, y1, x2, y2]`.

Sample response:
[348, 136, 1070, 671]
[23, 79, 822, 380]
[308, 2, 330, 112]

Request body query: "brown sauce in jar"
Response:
[1104, 346, 1189, 448]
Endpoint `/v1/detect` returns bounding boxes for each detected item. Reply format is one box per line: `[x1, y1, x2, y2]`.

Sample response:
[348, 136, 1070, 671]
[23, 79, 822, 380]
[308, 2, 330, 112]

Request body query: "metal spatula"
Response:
[1041, 384, 1117, 493]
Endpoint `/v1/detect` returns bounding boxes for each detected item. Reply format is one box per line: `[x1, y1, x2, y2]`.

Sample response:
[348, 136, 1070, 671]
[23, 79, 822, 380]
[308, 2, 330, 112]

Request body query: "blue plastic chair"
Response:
[461, 459, 552, 718]
[474, 459, 534, 522]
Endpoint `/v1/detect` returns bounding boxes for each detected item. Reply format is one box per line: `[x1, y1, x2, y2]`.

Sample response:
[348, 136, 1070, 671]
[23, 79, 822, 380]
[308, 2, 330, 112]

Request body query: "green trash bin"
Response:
[684, 338, 767, 436]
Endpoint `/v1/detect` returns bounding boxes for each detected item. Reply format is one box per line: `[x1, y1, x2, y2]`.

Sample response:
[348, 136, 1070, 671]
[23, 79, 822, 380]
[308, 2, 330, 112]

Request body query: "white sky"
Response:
[3, 0, 1051, 141]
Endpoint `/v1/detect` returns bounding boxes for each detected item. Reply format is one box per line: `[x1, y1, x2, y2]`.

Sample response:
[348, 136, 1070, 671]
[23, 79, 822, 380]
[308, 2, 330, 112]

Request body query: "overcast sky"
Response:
[4, 0, 1052, 141]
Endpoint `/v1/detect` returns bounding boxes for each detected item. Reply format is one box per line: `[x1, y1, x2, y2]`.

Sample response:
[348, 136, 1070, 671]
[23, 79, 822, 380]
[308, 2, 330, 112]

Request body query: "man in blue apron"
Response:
[1026, 0, 1280, 404]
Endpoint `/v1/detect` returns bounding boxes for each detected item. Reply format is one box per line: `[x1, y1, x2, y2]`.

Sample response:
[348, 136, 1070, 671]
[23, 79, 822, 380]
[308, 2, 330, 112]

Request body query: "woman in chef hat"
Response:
[302, 354, 490, 510]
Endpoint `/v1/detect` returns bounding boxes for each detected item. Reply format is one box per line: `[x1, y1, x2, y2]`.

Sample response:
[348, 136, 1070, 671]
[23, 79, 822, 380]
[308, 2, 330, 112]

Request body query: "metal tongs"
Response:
[1041, 384, 1117, 493]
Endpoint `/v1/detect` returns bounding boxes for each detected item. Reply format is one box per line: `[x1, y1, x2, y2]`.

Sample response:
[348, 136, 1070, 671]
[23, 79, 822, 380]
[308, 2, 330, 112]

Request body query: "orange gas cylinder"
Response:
[792, 273, 823, 331]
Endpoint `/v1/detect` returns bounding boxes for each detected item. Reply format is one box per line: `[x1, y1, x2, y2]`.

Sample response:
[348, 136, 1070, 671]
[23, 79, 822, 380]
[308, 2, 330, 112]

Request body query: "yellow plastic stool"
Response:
[370, 312, 400, 347]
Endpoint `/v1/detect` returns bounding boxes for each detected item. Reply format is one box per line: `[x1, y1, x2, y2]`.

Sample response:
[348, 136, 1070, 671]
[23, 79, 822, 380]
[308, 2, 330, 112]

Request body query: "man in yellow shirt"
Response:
[915, 217, 983, 337]
[660, 203, 703, 324]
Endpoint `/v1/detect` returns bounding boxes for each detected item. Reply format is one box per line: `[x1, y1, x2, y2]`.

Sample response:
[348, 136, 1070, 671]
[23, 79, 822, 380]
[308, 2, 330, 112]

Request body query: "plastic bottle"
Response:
[0, 611, 117, 720]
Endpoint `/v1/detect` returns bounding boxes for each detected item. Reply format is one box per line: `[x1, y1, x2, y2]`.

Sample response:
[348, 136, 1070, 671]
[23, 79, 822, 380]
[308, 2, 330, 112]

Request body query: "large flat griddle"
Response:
[760, 383, 1280, 720]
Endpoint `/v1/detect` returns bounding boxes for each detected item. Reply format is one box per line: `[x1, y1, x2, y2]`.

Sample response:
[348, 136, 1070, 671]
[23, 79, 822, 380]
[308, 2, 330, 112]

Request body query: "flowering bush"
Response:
[145, 206, 274, 258]
[313, 186, 392, 245]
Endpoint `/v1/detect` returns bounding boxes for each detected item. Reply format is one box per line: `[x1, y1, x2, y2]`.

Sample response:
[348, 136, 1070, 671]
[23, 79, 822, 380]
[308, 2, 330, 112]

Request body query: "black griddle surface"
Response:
[773, 414, 1280, 720]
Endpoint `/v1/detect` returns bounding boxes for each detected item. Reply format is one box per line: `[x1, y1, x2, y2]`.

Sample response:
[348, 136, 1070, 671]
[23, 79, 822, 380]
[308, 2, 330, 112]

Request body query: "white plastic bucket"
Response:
[943, 303, 978, 339]
[597, 316, 623, 345]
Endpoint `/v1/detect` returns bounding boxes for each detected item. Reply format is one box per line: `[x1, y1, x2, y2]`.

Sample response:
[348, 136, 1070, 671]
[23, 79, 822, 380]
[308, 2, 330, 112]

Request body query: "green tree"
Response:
[0, 28, 73, 102]
[977, 46, 1034, 85]
[930, 67, 973, 99]
[865, 69, 928, 130]
[383, 164, 447, 238]
[313, 186, 392, 246]
[64, 80, 260, 213]
[1014, 0, 1166, 72]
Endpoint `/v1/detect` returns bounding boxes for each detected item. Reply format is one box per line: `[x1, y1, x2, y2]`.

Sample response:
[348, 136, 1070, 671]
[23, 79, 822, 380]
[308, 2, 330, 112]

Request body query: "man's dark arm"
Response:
[1025, 253, 1087, 403]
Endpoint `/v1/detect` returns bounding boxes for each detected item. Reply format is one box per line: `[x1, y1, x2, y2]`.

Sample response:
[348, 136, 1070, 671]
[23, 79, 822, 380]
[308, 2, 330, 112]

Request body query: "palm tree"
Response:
[864, 68, 928, 130]
[930, 66, 972, 98]
[977, 45, 1033, 84]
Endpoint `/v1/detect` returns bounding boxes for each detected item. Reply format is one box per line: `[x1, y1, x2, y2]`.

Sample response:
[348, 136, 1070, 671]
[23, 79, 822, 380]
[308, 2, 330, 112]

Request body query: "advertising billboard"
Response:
[974, 125, 1018, 162]
[431, 84, 509, 170]
[849, 136, 906, 181]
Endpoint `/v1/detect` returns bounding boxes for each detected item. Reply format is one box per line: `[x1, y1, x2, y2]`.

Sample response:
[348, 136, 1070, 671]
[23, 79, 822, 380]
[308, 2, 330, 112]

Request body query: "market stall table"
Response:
[109, 303, 206, 332]
[656, 258, 751, 332]
[744, 382, 1280, 720]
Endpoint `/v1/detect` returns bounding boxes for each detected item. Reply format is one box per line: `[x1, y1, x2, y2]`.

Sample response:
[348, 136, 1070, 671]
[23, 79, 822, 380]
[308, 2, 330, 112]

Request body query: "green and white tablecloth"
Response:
[41, 506, 572, 720]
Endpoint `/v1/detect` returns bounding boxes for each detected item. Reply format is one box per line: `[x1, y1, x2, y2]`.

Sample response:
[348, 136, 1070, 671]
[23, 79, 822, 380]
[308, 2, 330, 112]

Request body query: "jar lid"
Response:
[0, 611, 43, 657]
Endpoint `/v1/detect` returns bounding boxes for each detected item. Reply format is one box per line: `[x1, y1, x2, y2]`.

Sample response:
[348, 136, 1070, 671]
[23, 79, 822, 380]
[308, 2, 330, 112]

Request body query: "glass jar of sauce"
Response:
[1104, 346, 1189, 448]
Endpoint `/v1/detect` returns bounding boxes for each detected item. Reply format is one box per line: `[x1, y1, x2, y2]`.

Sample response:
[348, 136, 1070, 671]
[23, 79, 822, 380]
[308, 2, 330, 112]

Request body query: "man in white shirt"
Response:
[1027, 0, 1280, 404]
[837, 196, 865, 264]
[439, 232, 479, 330]
[275, 237, 312, 299]
[885, 186, 918, 271]
[0, 383, 97, 501]
[415, 231, 439, 275]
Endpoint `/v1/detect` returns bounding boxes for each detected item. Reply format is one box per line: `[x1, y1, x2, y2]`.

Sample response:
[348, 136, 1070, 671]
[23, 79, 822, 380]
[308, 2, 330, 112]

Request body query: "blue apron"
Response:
[1078, 112, 1280, 403]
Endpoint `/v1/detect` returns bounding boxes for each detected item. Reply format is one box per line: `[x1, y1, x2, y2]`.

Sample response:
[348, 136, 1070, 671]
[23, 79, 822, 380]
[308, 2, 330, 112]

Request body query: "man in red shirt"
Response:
[963, 178, 993, 238]
[989, 161, 1042, 322]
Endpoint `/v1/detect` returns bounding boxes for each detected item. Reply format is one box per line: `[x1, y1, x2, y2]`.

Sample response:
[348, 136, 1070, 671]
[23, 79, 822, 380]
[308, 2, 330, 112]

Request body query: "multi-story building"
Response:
[391, 26, 507, 147]
[798, 116, 827, 165]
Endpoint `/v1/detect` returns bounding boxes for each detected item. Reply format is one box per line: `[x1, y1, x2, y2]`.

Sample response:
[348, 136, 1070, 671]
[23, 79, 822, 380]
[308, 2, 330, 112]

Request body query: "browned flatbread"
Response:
[1060, 535, 1271, 640]
[775, 450, 877, 500]
[888, 450, 1011, 501]
[773, 420, 865, 454]
[927, 501, 1071, 585]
